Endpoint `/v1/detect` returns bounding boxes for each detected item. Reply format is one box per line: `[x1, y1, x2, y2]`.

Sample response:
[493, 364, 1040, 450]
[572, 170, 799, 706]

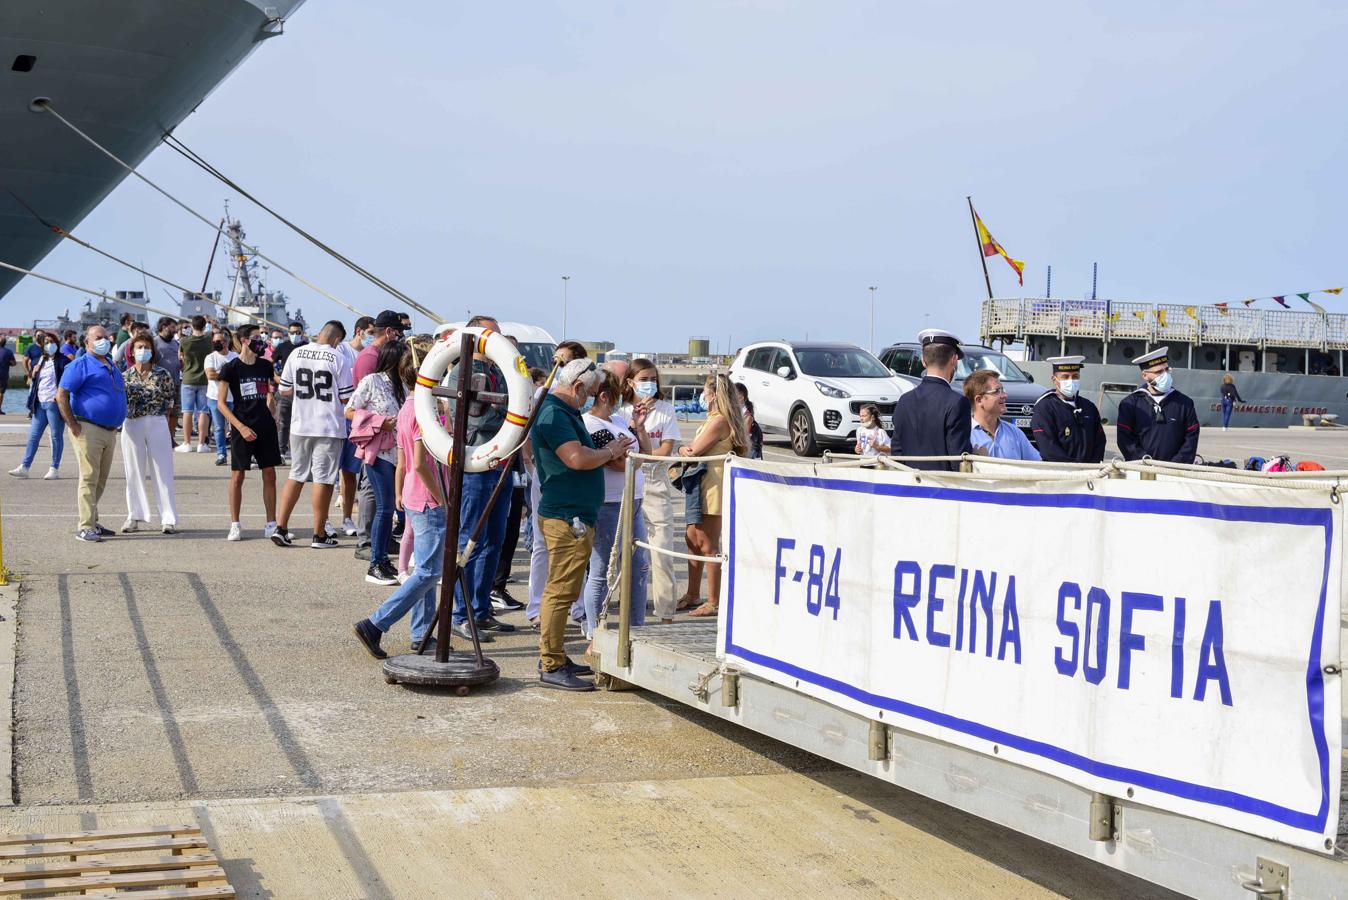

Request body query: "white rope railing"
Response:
[635, 540, 723, 564]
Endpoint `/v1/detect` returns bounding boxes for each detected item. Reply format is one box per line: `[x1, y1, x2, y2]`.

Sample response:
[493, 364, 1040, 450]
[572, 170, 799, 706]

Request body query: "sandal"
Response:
[675, 595, 702, 612]
[688, 602, 719, 618]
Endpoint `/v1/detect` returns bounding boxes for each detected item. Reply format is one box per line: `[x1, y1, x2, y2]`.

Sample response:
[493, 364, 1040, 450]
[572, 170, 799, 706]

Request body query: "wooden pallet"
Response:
[0, 824, 233, 897]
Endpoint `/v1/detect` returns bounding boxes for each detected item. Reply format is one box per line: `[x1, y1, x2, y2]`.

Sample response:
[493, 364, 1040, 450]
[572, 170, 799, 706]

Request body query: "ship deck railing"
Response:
[981, 297, 1348, 351]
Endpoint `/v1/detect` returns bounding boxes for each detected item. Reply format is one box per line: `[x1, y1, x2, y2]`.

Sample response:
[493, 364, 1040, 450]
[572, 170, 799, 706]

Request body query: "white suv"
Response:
[729, 341, 911, 456]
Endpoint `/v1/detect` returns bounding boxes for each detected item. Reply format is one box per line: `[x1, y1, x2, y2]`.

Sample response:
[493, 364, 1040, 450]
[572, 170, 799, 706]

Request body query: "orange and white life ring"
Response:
[414, 326, 534, 472]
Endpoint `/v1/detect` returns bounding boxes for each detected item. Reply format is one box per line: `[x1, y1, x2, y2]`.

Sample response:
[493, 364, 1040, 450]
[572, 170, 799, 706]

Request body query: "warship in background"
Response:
[179, 216, 308, 333]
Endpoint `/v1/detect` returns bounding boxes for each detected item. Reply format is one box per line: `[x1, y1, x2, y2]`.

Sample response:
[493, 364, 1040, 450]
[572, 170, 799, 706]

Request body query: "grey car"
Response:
[877, 343, 1047, 440]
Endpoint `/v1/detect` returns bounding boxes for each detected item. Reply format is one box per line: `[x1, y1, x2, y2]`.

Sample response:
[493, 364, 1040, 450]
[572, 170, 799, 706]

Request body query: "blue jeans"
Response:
[452, 470, 510, 625]
[1221, 397, 1233, 428]
[365, 457, 396, 565]
[22, 400, 65, 469]
[180, 384, 207, 415]
[582, 500, 649, 637]
[369, 504, 444, 643]
[207, 397, 231, 458]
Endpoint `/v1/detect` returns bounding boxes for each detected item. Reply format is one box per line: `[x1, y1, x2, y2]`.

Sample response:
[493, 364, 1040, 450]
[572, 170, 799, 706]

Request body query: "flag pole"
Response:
[966, 196, 993, 299]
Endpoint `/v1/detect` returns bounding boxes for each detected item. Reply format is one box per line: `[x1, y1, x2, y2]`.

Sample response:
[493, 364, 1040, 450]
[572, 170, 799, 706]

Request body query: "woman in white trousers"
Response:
[121, 336, 179, 534]
[621, 360, 682, 621]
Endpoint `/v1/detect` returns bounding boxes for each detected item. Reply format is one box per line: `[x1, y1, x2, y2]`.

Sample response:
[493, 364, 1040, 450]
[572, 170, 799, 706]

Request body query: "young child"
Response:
[734, 382, 763, 459]
[854, 404, 891, 457]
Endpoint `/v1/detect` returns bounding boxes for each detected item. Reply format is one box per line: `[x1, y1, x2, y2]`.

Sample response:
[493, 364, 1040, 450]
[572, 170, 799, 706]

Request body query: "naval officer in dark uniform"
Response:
[1115, 346, 1200, 463]
[890, 329, 972, 471]
[1030, 355, 1106, 463]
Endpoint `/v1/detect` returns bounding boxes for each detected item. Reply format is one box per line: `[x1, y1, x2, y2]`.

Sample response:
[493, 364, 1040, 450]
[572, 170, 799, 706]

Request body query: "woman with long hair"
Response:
[678, 373, 747, 617]
[120, 333, 179, 533]
[346, 338, 406, 585]
[10, 331, 66, 480]
[620, 359, 682, 623]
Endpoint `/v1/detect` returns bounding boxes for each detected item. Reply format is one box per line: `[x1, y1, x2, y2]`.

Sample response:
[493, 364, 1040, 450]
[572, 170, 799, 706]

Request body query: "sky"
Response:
[5, 0, 1347, 356]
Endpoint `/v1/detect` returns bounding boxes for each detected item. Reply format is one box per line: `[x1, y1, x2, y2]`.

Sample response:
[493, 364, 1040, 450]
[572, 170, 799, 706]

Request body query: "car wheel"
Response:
[790, 407, 819, 457]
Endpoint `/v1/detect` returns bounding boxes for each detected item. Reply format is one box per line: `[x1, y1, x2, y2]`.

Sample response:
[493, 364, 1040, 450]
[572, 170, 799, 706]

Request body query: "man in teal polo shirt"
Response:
[57, 325, 128, 542]
[530, 358, 632, 690]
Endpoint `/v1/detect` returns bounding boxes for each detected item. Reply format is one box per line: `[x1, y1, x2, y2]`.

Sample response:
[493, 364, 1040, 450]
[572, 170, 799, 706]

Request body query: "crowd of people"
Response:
[10, 310, 755, 693]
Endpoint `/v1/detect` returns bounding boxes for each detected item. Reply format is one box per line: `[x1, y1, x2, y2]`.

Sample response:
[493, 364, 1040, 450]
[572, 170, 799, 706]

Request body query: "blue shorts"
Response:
[180, 384, 208, 415]
[339, 437, 362, 474]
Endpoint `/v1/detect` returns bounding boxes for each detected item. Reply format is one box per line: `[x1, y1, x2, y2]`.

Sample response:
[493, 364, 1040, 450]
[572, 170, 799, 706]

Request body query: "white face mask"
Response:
[1151, 371, 1173, 393]
[1058, 378, 1080, 398]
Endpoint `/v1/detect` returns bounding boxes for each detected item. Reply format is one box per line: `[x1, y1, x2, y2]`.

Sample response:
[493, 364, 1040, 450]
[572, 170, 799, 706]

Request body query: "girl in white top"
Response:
[854, 403, 891, 457]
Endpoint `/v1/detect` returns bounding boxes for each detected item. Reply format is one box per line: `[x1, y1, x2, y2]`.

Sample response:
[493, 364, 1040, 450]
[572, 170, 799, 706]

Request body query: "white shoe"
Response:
[226, 523, 242, 541]
[396, 570, 409, 584]
[162, 524, 177, 535]
[43, 467, 59, 480]
[342, 517, 357, 536]
[121, 518, 139, 533]
[8, 465, 28, 478]
[174, 443, 193, 454]
[324, 520, 338, 538]
[263, 522, 278, 539]
[196, 442, 212, 453]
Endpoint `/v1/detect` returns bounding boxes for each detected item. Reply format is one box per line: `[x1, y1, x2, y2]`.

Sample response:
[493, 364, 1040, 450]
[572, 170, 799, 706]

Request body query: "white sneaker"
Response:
[396, 570, 409, 584]
[42, 467, 59, 480]
[121, 518, 139, 533]
[342, 517, 357, 536]
[263, 522, 278, 539]
[174, 443, 193, 454]
[196, 442, 212, 453]
[226, 523, 242, 541]
[8, 465, 29, 478]
[324, 520, 338, 538]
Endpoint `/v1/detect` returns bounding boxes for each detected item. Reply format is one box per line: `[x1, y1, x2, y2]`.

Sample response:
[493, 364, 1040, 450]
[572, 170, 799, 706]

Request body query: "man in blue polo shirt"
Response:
[57, 325, 128, 542]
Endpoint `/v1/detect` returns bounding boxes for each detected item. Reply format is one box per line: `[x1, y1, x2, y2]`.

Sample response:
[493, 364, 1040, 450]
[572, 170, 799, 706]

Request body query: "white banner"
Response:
[719, 458, 1343, 851]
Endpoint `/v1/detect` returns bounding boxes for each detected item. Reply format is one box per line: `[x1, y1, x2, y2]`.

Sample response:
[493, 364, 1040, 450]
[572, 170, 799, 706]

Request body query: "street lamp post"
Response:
[868, 286, 877, 352]
[561, 275, 570, 339]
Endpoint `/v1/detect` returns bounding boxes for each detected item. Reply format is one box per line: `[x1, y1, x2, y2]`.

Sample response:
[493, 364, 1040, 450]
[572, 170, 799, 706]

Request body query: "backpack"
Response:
[1296, 460, 1326, 472]
[1244, 456, 1266, 471]
[1262, 456, 1294, 473]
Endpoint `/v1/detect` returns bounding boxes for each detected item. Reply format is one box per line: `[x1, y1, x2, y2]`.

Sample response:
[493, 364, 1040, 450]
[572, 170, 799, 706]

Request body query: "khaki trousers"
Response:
[539, 516, 595, 672]
[642, 468, 678, 618]
[72, 423, 118, 532]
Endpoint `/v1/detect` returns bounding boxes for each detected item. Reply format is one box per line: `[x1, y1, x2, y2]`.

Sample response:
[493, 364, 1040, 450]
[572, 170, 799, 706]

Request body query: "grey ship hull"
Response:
[0, 0, 304, 301]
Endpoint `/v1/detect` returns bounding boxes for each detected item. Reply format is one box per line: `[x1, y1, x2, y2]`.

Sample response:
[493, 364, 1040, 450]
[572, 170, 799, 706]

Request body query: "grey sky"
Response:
[7, 1, 1346, 354]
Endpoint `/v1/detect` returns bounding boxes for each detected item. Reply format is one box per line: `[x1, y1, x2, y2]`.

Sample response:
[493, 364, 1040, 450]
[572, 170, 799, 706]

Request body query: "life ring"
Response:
[414, 326, 534, 472]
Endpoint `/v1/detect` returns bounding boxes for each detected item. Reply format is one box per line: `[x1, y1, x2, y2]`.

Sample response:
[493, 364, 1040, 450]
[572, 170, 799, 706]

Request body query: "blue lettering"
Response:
[1118, 592, 1163, 690]
[954, 568, 968, 651]
[774, 538, 795, 606]
[1055, 582, 1081, 676]
[1083, 587, 1110, 685]
[970, 570, 996, 656]
[997, 576, 1021, 663]
[926, 564, 953, 648]
[1170, 596, 1186, 699]
[1194, 600, 1233, 706]
[892, 561, 920, 640]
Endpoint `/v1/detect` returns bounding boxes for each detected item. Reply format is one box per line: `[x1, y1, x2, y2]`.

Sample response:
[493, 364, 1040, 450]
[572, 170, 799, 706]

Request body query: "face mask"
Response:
[203, 324, 213, 334]
[1058, 378, 1080, 398]
[362, 334, 375, 348]
[1151, 371, 1173, 393]
[92, 338, 112, 357]
[248, 337, 267, 356]
[182, 327, 193, 337]
[213, 341, 227, 352]
[634, 381, 658, 399]
[701, 392, 711, 407]
[134, 348, 153, 364]
[271, 337, 283, 348]
[44, 342, 57, 355]
[580, 395, 595, 413]
[290, 333, 303, 345]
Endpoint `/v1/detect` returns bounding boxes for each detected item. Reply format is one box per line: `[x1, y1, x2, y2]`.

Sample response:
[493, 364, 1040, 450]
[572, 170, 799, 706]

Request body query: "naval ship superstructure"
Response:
[179, 217, 307, 333]
[0, 0, 306, 301]
[982, 297, 1348, 427]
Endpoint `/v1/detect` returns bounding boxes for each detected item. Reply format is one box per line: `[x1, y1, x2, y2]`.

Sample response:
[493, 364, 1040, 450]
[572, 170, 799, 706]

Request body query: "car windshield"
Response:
[795, 348, 890, 377]
[955, 350, 1030, 382]
[517, 342, 557, 372]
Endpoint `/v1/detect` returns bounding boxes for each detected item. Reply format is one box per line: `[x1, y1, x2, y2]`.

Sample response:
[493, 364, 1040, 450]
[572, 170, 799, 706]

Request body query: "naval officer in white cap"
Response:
[1030, 355, 1106, 463]
[1116, 347, 1200, 463]
[890, 329, 972, 471]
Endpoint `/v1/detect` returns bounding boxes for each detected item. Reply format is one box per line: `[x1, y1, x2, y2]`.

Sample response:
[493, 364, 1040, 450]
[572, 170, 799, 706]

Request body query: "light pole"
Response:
[868, 286, 877, 352]
[561, 275, 570, 339]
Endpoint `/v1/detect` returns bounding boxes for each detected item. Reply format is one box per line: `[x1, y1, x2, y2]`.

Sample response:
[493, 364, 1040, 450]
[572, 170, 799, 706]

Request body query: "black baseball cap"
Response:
[373, 310, 406, 331]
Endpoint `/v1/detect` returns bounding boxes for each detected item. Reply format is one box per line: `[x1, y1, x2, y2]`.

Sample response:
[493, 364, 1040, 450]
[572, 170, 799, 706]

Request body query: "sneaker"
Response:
[342, 517, 358, 536]
[270, 527, 294, 547]
[263, 522, 278, 539]
[490, 588, 525, 612]
[324, 520, 338, 538]
[353, 545, 371, 561]
[7, 465, 28, 478]
[538, 657, 593, 677]
[214, 455, 227, 466]
[539, 667, 595, 692]
[353, 619, 387, 660]
[95, 524, 115, 537]
[311, 535, 340, 549]
[174, 443, 194, 454]
[227, 523, 242, 541]
[196, 442, 212, 453]
[75, 528, 101, 543]
[451, 621, 494, 643]
[396, 570, 409, 584]
[162, 524, 177, 535]
[42, 467, 59, 480]
[120, 518, 139, 533]
[365, 561, 399, 585]
[476, 616, 516, 634]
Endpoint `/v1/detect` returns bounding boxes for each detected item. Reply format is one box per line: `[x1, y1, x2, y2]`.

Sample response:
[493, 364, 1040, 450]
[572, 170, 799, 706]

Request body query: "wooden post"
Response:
[432, 331, 477, 665]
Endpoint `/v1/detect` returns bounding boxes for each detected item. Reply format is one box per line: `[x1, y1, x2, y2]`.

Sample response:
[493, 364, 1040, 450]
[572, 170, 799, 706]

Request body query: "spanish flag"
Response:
[971, 205, 1025, 286]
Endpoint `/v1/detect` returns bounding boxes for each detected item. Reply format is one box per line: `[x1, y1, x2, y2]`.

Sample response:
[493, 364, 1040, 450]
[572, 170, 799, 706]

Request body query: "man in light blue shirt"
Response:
[964, 369, 1040, 461]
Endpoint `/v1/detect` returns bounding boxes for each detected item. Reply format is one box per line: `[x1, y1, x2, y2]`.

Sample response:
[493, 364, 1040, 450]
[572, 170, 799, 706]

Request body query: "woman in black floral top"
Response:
[120, 335, 180, 534]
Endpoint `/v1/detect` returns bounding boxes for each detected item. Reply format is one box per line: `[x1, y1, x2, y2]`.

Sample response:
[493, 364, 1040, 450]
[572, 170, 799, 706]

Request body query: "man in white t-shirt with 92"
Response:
[271, 320, 354, 549]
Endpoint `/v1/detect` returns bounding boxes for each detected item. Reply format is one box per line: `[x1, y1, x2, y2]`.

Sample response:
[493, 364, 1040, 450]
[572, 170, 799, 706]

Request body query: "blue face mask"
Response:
[1058, 378, 1080, 398]
[134, 348, 153, 364]
[289, 333, 303, 345]
[1151, 371, 1173, 393]
[92, 338, 112, 357]
[271, 337, 283, 348]
[44, 342, 57, 355]
[362, 334, 375, 348]
[634, 381, 658, 399]
[580, 396, 595, 413]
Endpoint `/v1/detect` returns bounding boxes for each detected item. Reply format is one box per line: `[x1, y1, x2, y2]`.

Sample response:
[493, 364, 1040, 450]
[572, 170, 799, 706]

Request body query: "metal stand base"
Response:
[381, 652, 500, 695]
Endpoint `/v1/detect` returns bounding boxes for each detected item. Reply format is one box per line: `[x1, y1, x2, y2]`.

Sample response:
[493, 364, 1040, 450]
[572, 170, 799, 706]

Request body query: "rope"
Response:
[635, 540, 723, 564]
[630, 451, 737, 465]
[34, 101, 372, 322]
[161, 132, 446, 324]
[0, 260, 187, 325]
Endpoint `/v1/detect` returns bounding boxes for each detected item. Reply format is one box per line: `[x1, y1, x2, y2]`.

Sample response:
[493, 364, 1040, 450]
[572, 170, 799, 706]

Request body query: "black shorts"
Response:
[230, 420, 282, 472]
